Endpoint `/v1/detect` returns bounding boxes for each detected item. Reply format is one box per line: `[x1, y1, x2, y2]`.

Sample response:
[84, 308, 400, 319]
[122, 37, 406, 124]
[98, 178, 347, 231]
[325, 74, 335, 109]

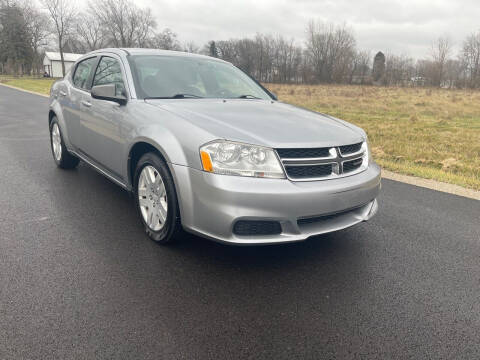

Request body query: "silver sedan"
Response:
[48, 48, 381, 245]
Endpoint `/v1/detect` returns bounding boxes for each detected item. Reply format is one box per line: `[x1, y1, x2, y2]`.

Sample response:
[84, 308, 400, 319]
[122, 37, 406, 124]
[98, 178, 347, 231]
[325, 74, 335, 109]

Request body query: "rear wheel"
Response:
[49, 117, 79, 169]
[134, 152, 181, 244]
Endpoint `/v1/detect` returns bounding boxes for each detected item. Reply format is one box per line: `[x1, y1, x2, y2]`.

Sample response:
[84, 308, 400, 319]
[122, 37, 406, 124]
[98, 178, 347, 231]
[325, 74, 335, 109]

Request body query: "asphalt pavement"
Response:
[0, 85, 479, 359]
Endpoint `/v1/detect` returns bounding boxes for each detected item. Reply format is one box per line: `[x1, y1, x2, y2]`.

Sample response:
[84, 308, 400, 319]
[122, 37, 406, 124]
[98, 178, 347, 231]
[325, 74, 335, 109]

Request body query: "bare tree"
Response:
[460, 31, 480, 88]
[76, 12, 106, 51]
[271, 36, 302, 83]
[41, 0, 76, 76]
[206, 34, 303, 84]
[148, 28, 180, 50]
[183, 41, 199, 54]
[384, 53, 415, 86]
[430, 36, 452, 87]
[350, 50, 371, 84]
[305, 20, 356, 83]
[215, 40, 237, 63]
[444, 59, 463, 88]
[22, 3, 50, 75]
[90, 0, 156, 48]
[253, 34, 273, 82]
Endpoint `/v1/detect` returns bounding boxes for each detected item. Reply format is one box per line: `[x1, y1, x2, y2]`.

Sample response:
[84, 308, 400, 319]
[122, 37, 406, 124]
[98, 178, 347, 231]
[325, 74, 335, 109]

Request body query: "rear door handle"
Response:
[59, 91, 67, 96]
[81, 100, 92, 108]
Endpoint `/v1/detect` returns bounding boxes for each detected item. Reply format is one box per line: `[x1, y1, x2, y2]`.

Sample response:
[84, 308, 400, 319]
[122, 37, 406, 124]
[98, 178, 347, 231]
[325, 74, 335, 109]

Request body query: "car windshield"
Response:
[127, 55, 272, 100]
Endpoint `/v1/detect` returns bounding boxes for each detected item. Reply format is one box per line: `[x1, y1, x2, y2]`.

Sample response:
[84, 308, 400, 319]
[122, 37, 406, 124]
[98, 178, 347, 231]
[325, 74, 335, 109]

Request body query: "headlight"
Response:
[200, 140, 285, 179]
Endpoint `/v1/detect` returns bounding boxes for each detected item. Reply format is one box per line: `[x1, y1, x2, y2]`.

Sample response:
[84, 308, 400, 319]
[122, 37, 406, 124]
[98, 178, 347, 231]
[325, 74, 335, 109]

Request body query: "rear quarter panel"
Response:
[49, 79, 74, 148]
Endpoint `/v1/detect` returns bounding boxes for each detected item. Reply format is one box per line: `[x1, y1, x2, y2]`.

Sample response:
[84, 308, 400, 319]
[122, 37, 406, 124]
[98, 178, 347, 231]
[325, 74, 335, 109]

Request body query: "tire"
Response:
[134, 152, 181, 244]
[49, 117, 79, 169]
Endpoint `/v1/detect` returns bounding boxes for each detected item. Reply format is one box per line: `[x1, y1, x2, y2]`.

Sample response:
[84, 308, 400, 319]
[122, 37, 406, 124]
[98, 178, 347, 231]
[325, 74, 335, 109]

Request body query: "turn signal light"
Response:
[200, 151, 214, 172]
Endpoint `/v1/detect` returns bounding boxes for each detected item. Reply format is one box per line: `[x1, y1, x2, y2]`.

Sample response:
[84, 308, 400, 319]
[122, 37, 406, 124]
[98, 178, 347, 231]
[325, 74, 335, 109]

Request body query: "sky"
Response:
[91, 0, 480, 59]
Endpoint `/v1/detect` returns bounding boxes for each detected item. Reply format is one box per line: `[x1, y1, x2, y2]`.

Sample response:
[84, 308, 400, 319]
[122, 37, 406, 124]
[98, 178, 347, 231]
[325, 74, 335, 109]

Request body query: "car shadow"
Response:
[169, 229, 361, 270]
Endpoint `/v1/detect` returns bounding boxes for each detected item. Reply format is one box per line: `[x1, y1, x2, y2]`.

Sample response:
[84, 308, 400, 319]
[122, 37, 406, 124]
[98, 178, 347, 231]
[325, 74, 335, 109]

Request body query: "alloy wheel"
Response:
[51, 123, 62, 161]
[137, 165, 168, 231]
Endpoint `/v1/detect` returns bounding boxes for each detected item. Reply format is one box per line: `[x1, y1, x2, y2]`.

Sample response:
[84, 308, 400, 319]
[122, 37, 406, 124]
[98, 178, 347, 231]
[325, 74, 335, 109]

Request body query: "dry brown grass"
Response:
[265, 84, 480, 190]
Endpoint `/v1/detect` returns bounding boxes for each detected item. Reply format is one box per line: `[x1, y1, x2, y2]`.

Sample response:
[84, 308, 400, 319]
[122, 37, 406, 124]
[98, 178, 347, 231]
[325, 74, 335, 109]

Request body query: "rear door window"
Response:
[72, 57, 97, 91]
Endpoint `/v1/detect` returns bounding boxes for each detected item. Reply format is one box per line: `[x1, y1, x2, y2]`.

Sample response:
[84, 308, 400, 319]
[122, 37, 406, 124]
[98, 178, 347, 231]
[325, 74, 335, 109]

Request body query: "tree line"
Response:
[1, 0, 480, 88]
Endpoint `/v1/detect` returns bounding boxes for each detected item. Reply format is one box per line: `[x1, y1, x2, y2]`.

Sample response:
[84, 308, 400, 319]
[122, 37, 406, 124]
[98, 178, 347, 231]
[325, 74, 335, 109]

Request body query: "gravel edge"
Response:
[382, 169, 480, 200]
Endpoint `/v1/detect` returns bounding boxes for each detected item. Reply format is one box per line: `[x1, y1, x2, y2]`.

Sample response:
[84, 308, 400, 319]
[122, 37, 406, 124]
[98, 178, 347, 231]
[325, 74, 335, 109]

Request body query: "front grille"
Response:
[285, 164, 332, 179]
[233, 220, 282, 236]
[343, 158, 363, 173]
[339, 142, 362, 155]
[276, 147, 330, 159]
[276, 141, 366, 181]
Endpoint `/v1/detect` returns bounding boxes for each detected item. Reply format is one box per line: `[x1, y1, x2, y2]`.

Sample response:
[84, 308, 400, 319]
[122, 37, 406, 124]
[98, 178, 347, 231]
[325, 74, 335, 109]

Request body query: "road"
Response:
[0, 85, 479, 359]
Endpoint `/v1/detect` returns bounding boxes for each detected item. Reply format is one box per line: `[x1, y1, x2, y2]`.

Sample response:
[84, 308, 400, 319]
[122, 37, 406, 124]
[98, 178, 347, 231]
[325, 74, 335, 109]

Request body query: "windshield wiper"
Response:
[144, 94, 203, 100]
[237, 94, 261, 99]
[172, 93, 203, 98]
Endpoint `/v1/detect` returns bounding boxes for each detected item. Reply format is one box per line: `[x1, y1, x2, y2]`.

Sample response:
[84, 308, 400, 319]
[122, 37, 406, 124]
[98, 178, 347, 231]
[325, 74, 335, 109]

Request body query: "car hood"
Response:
[146, 99, 364, 148]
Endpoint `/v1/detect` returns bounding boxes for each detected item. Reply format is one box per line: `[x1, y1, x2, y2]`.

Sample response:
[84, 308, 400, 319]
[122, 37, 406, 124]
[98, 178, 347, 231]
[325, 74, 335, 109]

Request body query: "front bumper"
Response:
[172, 163, 381, 244]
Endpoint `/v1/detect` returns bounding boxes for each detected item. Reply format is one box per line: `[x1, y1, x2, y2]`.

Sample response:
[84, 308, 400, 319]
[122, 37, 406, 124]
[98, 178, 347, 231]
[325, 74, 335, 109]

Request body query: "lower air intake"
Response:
[233, 220, 282, 236]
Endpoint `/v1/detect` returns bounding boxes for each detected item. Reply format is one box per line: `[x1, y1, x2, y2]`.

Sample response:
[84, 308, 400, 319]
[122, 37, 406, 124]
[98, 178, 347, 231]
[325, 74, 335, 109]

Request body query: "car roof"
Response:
[85, 48, 228, 63]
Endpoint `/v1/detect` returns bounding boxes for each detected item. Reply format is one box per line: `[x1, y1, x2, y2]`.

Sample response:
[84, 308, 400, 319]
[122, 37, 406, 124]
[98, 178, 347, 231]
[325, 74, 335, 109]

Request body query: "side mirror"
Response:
[91, 84, 127, 105]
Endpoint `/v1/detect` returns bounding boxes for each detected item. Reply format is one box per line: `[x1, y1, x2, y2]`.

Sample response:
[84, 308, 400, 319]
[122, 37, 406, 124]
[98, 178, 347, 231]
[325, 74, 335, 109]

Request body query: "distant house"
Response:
[410, 76, 426, 87]
[43, 52, 83, 78]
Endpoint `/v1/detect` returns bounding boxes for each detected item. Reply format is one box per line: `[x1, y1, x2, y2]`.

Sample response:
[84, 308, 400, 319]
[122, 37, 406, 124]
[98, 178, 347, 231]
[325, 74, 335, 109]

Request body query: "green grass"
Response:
[266, 84, 480, 190]
[0, 75, 56, 95]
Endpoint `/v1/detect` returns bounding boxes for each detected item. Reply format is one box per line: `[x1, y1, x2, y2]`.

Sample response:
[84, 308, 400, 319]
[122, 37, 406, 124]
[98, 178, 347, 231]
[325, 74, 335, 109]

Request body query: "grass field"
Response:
[0, 75, 55, 95]
[0, 76, 478, 190]
[266, 84, 480, 190]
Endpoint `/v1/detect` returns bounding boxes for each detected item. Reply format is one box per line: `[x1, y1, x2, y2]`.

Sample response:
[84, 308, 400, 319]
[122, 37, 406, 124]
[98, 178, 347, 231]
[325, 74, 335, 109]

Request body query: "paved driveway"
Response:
[0, 85, 479, 359]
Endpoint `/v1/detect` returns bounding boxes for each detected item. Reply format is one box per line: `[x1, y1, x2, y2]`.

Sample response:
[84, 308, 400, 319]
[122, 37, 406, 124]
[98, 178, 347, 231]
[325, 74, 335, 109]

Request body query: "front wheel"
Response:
[49, 117, 79, 169]
[134, 153, 181, 244]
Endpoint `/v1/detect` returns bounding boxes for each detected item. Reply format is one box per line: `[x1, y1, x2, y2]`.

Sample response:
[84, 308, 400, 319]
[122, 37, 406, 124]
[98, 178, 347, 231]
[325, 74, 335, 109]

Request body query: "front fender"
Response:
[122, 101, 217, 190]
[126, 125, 193, 167]
[125, 135, 181, 190]
[125, 126, 212, 189]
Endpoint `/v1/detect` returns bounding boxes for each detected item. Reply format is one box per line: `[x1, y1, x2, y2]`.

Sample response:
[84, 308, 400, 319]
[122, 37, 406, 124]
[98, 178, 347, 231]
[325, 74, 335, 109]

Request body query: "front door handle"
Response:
[81, 100, 92, 108]
[59, 91, 67, 96]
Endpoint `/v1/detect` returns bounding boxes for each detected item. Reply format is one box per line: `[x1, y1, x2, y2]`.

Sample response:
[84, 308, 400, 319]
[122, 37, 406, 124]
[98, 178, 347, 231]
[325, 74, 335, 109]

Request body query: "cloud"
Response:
[87, 0, 480, 58]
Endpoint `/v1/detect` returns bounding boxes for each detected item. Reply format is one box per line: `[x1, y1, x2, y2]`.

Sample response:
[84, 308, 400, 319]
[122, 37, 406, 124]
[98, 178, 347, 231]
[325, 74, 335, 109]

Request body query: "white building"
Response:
[43, 52, 83, 78]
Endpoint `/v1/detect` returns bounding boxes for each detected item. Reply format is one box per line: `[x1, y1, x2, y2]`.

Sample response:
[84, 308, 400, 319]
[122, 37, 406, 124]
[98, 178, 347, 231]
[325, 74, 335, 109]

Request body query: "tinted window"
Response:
[93, 57, 125, 96]
[128, 55, 271, 100]
[72, 57, 97, 90]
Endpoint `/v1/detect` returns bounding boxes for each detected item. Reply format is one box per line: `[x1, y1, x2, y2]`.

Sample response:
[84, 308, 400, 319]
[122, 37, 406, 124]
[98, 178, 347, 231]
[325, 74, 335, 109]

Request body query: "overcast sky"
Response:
[92, 0, 480, 58]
